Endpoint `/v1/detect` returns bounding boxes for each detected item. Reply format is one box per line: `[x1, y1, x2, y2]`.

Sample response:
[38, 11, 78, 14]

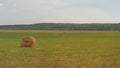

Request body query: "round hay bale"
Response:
[20, 36, 37, 48]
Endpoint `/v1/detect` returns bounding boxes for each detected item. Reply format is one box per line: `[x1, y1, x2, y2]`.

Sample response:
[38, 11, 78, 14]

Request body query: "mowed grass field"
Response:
[0, 31, 120, 68]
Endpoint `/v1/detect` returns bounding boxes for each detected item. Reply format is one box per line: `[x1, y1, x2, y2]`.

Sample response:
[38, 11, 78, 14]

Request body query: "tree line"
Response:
[0, 23, 120, 31]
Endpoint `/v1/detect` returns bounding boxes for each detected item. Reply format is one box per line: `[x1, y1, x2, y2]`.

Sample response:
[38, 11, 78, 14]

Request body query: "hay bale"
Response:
[20, 36, 37, 48]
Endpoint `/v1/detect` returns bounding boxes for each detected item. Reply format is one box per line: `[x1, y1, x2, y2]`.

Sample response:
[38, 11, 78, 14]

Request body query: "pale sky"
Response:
[0, 0, 120, 25]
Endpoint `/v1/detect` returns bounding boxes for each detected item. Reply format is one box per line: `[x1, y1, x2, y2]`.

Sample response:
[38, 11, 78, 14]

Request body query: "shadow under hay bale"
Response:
[20, 36, 37, 48]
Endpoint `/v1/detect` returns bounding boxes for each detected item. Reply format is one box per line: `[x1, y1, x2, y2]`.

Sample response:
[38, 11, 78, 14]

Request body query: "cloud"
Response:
[0, 0, 120, 25]
[0, 3, 4, 7]
[38, 7, 118, 23]
[15, 0, 118, 23]
[67, 0, 93, 4]
[12, 3, 17, 7]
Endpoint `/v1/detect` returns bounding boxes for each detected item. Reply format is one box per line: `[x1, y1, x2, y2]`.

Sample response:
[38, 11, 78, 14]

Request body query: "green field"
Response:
[0, 31, 120, 68]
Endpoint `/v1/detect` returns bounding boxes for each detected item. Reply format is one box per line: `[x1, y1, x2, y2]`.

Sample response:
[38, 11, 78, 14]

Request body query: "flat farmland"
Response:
[0, 30, 120, 68]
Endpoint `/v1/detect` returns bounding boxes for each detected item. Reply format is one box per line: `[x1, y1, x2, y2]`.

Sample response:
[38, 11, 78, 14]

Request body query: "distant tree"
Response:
[118, 23, 120, 32]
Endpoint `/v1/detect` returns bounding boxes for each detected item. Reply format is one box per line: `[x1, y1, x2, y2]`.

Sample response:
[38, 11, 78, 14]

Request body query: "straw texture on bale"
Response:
[20, 36, 37, 48]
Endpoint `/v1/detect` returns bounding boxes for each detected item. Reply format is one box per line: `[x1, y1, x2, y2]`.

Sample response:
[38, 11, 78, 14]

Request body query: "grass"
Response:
[0, 31, 120, 68]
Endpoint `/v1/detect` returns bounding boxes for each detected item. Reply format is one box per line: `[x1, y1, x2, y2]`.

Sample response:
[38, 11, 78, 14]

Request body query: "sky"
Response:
[0, 0, 120, 25]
